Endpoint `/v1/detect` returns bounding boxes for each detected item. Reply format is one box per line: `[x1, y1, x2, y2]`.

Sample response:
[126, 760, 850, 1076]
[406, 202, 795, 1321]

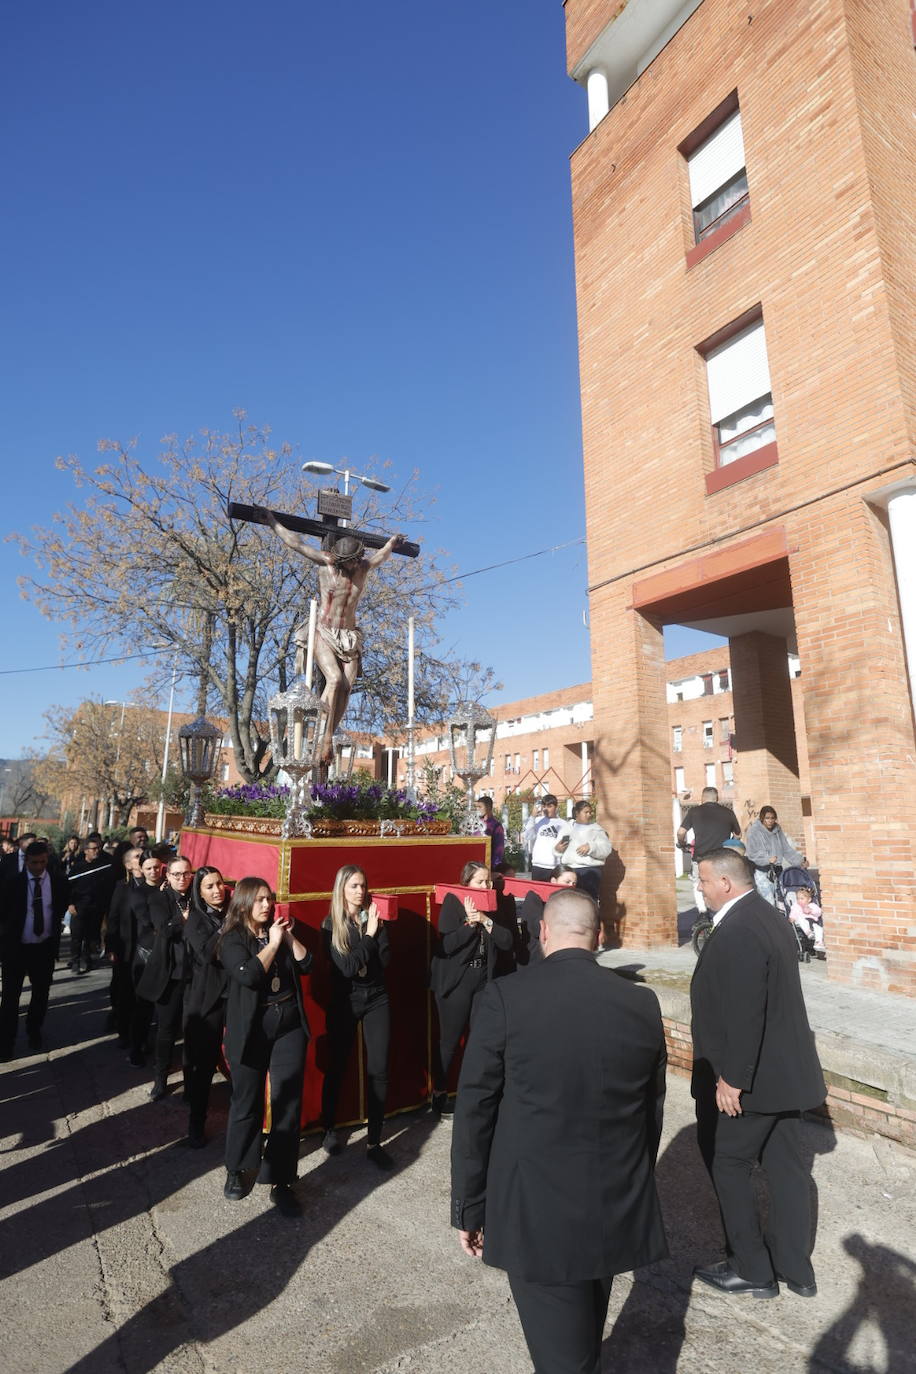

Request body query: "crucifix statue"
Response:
[227, 495, 418, 763]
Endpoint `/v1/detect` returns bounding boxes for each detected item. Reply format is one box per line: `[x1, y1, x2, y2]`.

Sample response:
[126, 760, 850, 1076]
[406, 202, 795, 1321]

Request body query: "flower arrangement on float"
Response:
[201, 773, 454, 836]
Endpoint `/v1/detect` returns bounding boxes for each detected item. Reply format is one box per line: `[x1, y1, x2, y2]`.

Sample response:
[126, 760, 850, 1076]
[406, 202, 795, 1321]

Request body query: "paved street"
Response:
[2, 963, 915, 1374]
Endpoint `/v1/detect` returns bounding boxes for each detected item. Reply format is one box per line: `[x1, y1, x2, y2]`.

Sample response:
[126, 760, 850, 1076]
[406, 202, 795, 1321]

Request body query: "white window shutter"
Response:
[688, 110, 746, 208]
[705, 319, 771, 424]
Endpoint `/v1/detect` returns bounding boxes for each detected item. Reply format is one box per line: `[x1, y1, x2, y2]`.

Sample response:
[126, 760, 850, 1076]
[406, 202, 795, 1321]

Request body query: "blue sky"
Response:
[1, 1, 719, 758]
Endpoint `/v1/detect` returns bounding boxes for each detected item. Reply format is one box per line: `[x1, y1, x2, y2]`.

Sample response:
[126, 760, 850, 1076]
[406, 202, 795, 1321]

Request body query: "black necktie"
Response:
[32, 879, 45, 938]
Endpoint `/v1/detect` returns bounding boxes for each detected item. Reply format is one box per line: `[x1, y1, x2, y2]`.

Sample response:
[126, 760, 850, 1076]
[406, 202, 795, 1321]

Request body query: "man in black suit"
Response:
[690, 847, 826, 1300]
[451, 887, 667, 1374]
[0, 840, 69, 1058]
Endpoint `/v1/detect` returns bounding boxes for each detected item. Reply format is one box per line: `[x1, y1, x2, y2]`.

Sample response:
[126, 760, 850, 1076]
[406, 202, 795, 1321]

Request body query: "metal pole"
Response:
[156, 664, 178, 842]
[406, 616, 416, 794]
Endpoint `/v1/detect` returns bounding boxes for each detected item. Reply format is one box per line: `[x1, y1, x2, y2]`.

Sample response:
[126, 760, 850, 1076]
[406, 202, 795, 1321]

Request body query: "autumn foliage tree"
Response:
[15, 416, 497, 784]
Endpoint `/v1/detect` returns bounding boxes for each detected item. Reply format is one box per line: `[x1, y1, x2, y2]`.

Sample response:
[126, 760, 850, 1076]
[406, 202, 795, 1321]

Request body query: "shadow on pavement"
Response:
[808, 1234, 916, 1373]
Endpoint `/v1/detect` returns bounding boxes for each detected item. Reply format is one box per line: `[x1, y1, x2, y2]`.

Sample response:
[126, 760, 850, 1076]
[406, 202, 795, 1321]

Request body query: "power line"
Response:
[2, 534, 585, 677]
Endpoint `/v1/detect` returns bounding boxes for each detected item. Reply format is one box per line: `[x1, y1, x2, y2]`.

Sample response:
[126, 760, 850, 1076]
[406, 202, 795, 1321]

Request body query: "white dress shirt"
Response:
[711, 888, 753, 927]
[22, 869, 53, 944]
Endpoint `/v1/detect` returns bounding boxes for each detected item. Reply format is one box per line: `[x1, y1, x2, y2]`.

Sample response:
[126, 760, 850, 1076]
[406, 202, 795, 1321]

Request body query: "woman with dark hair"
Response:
[136, 854, 195, 1101]
[320, 865, 392, 1169]
[106, 846, 145, 1045]
[220, 877, 312, 1217]
[429, 860, 513, 1117]
[182, 867, 230, 1147]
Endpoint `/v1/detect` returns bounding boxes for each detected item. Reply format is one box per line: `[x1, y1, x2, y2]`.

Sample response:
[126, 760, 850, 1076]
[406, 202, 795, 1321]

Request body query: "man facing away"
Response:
[690, 848, 826, 1300]
[677, 787, 741, 913]
[451, 888, 668, 1374]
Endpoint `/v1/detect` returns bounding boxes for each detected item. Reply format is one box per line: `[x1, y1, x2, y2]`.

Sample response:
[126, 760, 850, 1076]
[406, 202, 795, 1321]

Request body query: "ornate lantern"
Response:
[178, 715, 223, 827]
[268, 677, 330, 837]
[447, 701, 496, 828]
[328, 731, 356, 783]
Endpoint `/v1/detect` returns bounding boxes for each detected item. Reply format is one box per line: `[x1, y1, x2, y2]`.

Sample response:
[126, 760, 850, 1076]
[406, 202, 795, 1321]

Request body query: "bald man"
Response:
[451, 889, 667, 1374]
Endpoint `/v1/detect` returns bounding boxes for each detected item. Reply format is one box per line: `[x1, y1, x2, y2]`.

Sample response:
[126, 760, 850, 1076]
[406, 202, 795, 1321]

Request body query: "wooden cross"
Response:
[227, 501, 420, 558]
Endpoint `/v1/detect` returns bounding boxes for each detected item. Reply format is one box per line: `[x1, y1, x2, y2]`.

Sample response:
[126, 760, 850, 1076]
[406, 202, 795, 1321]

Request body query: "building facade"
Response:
[565, 0, 916, 993]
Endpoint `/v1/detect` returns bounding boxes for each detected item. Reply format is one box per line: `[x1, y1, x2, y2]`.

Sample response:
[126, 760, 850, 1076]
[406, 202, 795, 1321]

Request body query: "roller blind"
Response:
[688, 110, 745, 209]
[705, 319, 771, 424]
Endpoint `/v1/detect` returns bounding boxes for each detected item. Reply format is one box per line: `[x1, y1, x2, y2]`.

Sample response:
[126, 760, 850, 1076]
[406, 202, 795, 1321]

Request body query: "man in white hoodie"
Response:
[555, 801, 613, 900]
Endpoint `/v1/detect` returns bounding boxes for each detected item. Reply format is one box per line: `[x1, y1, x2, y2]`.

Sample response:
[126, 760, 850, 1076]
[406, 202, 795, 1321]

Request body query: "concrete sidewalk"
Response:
[2, 962, 915, 1373]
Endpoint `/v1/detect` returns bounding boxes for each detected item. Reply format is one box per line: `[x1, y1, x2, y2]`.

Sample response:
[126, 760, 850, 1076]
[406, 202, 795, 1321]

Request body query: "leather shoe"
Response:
[149, 1079, 168, 1101]
[187, 1127, 206, 1150]
[322, 1129, 343, 1156]
[777, 1272, 817, 1297]
[693, 1261, 778, 1299]
[366, 1144, 394, 1171]
[223, 1171, 246, 1201]
[270, 1184, 302, 1218]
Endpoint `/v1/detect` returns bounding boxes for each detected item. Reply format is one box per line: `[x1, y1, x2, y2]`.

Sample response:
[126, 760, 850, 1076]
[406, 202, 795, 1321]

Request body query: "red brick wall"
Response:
[568, 0, 916, 989]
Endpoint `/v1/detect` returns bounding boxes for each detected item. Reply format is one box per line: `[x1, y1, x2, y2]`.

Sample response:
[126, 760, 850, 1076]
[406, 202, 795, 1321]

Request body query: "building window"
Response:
[703, 721, 714, 749]
[504, 754, 511, 772]
[543, 747, 550, 770]
[220, 763, 230, 782]
[702, 673, 714, 695]
[687, 107, 748, 244]
[703, 315, 775, 468]
[533, 749, 540, 771]
[719, 717, 731, 742]
[719, 669, 730, 690]
[514, 753, 521, 774]
[674, 766, 685, 792]
[705, 762, 717, 787]
[722, 760, 734, 785]
[672, 725, 683, 752]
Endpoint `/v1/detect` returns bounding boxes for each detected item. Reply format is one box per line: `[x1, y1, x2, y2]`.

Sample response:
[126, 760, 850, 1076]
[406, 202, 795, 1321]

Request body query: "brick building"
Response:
[564, 0, 916, 993]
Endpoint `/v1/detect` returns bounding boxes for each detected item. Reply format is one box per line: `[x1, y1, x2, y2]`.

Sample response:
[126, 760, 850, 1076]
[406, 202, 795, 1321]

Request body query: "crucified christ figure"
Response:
[266, 513, 404, 760]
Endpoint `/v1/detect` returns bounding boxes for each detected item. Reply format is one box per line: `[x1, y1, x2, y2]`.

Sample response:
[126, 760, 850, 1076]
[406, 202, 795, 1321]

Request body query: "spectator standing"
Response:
[528, 796, 570, 881]
[475, 797, 505, 871]
[554, 800, 612, 900]
[745, 806, 804, 905]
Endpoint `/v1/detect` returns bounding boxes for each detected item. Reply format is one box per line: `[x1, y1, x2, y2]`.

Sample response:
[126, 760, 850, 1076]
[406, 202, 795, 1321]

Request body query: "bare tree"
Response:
[13, 415, 498, 783]
[37, 700, 174, 824]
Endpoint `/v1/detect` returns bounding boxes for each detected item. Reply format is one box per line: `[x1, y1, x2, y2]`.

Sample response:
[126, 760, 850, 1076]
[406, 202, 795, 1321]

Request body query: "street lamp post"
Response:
[268, 679, 330, 838]
[448, 701, 496, 831]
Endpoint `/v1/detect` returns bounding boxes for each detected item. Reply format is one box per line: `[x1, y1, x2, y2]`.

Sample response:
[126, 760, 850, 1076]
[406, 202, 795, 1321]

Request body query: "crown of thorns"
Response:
[331, 535, 365, 564]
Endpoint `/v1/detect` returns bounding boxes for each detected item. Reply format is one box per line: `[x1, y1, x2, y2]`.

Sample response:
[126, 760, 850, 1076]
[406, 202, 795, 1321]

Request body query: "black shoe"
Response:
[127, 1051, 145, 1068]
[187, 1127, 206, 1150]
[322, 1129, 343, 1156]
[80, 960, 92, 974]
[27, 1033, 45, 1053]
[430, 1091, 447, 1118]
[270, 1184, 302, 1218]
[366, 1144, 394, 1171]
[776, 1272, 817, 1297]
[224, 1171, 245, 1201]
[149, 1079, 168, 1101]
[440, 1095, 455, 1117]
[693, 1261, 778, 1299]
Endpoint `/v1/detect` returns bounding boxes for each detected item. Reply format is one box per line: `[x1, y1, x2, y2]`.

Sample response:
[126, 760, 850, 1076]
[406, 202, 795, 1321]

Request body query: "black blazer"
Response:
[430, 893, 513, 999]
[123, 882, 169, 966]
[184, 904, 229, 1019]
[690, 888, 826, 1113]
[137, 890, 190, 1003]
[321, 914, 390, 998]
[107, 877, 143, 962]
[451, 947, 667, 1283]
[0, 870, 69, 961]
[513, 891, 546, 971]
[67, 856, 116, 917]
[220, 925, 312, 1065]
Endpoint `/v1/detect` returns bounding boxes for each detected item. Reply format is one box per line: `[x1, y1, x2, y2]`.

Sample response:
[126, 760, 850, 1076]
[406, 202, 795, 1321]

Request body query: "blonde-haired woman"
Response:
[320, 865, 392, 1170]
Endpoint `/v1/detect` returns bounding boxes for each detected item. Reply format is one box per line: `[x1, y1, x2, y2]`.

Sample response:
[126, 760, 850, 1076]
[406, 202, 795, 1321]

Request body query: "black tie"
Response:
[32, 879, 45, 938]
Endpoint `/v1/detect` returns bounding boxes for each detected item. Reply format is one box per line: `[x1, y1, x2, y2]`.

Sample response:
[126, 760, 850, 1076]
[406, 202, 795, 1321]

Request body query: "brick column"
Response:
[728, 631, 803, 843]
[589, 586, 675, 945]
[789, 496, 916, 997]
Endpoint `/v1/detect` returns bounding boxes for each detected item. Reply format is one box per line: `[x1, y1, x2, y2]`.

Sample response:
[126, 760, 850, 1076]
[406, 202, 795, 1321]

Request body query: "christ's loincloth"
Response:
[296, 619, 364, 676]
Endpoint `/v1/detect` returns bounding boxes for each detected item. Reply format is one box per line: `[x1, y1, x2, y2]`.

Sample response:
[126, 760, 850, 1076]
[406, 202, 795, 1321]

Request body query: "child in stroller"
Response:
[777, 867, 826, 961]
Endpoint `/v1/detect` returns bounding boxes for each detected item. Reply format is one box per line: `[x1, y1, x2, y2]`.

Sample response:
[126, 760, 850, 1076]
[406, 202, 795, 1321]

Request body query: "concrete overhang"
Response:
[570, 0, 705, 109]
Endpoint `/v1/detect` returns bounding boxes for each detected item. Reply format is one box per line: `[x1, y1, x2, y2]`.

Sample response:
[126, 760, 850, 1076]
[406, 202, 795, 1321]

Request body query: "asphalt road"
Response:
[2, 962, 915, 1374]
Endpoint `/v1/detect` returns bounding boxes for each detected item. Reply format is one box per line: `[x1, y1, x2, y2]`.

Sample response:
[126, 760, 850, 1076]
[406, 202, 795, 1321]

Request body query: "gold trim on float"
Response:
[181, 827, 286, 846]
[284, 834, 479, 847]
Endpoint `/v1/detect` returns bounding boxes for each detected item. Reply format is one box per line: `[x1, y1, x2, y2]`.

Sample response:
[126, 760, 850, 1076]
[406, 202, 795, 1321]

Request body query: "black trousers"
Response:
[111, 960, 135, 1042]
[225, 1000, 306, 1184]
[152, 978, 186, 1081]
[184, 1002, 225, 1132]
[508, 1273, 614, 1374]
[433, 964, 487, 1093]
[321, 986, 390, 1145]
[695, 1090, 815, 1287]
[129, 957, 154, 1059]
[574, 868, 602, 901]
[0, 944, 56, 1049]
[69, 910, 98, 966]
[531, 865, 555, 883]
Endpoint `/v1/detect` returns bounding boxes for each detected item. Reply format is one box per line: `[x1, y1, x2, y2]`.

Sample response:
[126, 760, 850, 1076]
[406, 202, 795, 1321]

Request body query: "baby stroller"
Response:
[774, 866, 824, 962]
